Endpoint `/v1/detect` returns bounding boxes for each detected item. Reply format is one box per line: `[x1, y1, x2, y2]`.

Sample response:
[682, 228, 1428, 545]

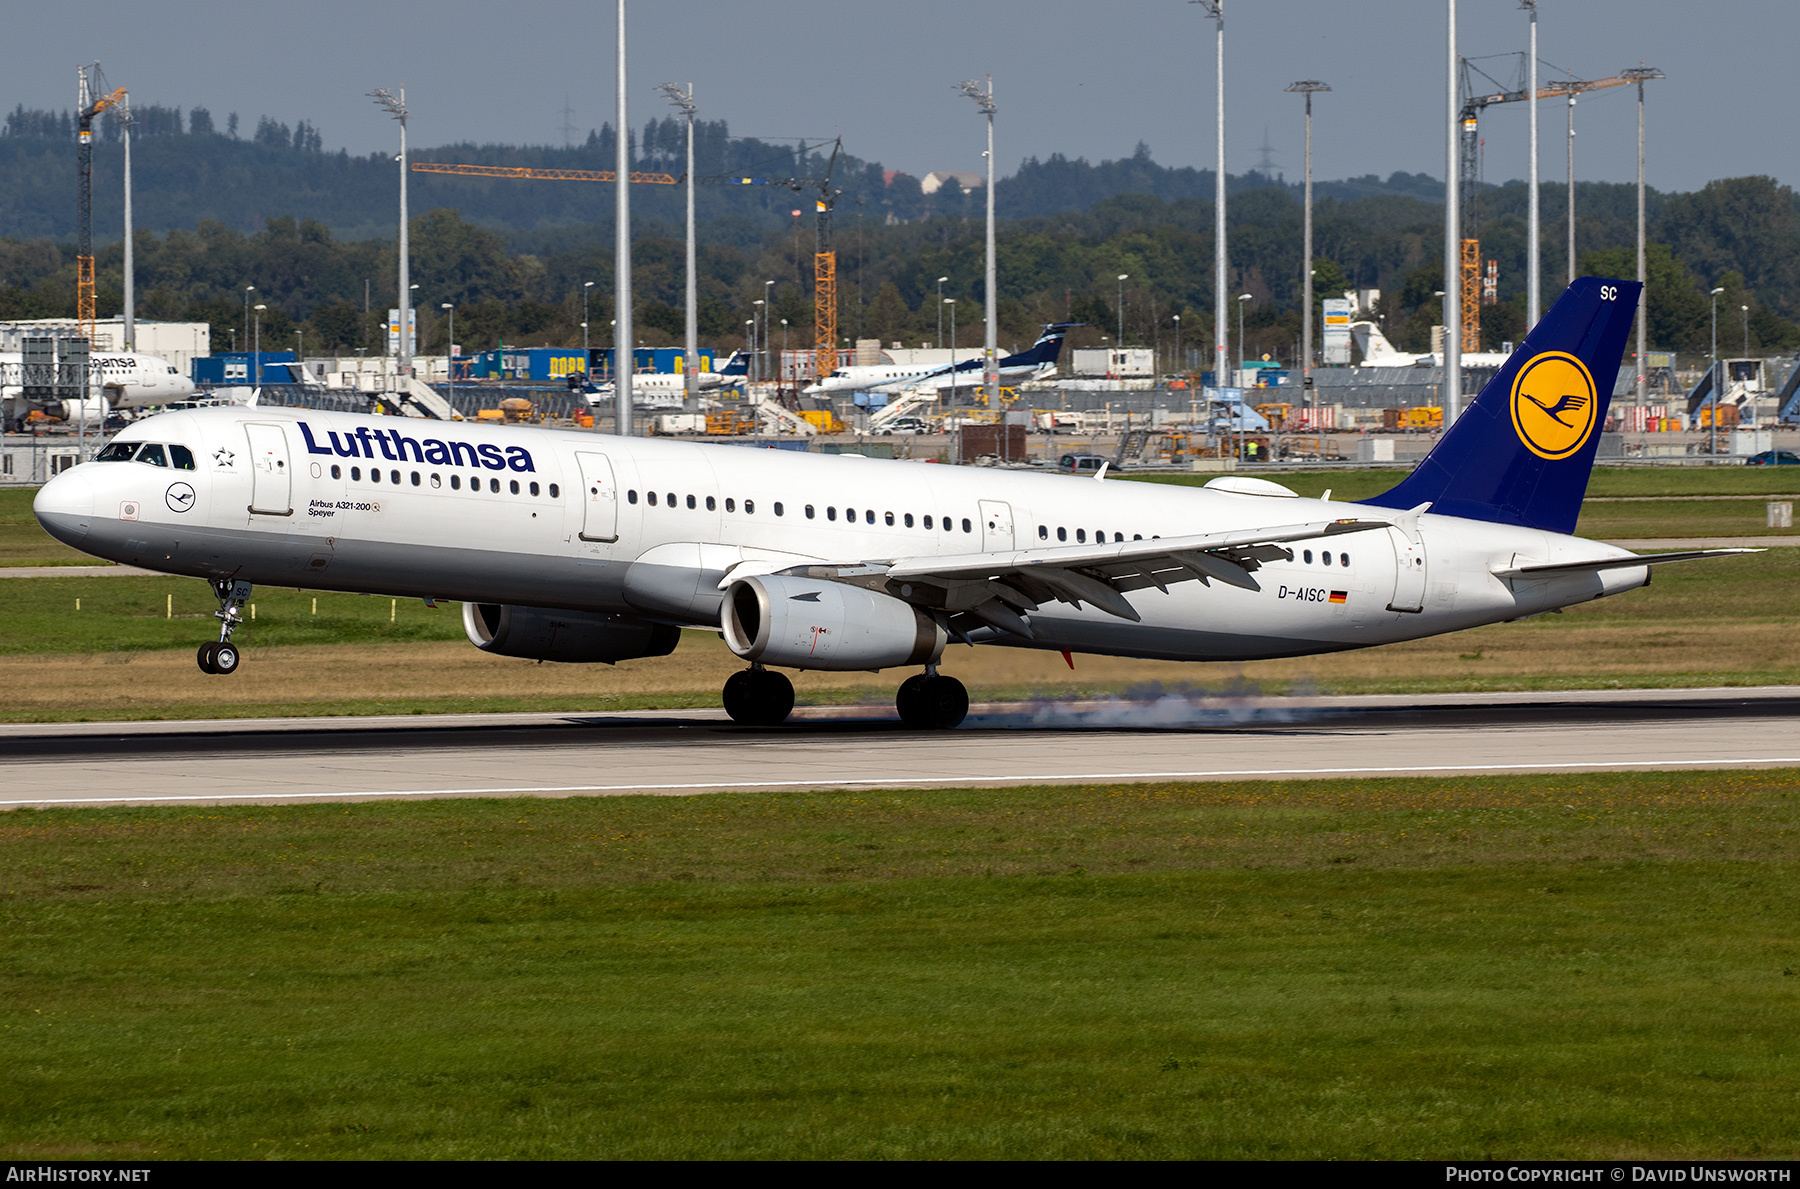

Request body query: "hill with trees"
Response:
[1, 104, 1795, 365]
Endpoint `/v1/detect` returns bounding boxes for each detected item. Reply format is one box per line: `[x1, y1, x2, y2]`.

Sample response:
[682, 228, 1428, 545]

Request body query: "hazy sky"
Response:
[10, 1, 1787, 194]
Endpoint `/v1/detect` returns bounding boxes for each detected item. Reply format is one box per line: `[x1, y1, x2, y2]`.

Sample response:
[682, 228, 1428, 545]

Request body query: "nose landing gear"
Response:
[196, 579, 252, 675]
[896, 668, 968, 730]
[722, 665, 795, 726]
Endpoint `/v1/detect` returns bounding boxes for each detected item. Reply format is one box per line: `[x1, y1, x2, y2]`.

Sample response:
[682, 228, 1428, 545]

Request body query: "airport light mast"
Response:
[1286, 80, 1329, 407]
[955, 77, 998, 408]
[658, 82, 700, 410]
[1523, 0, 1540, 328]
[1623, 66, 1664, 408]
[1196, 0, 1228, 394]
[614, 0, 634, 435]
[369, 87, 411, 379]
[1442, 0, 1462, 427]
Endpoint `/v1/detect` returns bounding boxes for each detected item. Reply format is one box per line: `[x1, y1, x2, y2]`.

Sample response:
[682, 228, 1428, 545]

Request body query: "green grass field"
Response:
[3, 770, 1798, 1159]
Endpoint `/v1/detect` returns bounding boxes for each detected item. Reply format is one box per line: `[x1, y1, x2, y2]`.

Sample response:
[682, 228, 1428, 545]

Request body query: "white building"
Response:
[1071, 347, 1155, 378]
[919, 171, 984, 196]
[0, 319, 210, 374]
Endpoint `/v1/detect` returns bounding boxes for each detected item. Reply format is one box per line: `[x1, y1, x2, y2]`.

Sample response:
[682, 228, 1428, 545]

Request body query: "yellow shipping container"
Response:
[800, 410, 844, 433]
[1406, 406, 1443, 428]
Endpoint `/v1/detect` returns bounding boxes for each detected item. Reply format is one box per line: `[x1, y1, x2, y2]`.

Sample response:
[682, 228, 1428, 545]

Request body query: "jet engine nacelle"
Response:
[56, 397, 112, 423]
[721, 574, 946, 672]
[462, 602, 680, 664]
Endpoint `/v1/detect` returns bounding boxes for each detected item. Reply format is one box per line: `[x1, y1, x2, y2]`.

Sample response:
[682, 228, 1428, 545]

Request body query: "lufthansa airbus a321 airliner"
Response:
[32, 279, 1749, 728]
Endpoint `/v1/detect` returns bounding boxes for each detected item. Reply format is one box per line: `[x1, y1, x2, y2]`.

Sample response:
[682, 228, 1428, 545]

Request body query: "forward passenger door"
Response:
[244, 423, 292, 516]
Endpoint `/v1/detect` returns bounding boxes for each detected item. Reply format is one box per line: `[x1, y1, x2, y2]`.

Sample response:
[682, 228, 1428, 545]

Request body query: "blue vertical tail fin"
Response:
[1361, 277, 1640, 535]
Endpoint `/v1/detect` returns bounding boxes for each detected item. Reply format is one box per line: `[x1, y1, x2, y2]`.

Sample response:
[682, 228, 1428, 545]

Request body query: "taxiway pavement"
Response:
[2, 686, 1795, 809]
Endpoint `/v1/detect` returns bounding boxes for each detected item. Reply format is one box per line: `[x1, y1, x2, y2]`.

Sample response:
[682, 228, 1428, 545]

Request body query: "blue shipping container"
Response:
[192, 352, 299, 385]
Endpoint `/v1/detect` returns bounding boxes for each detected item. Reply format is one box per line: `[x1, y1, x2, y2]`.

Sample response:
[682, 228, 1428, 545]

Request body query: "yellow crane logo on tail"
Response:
[1510, 351, 1599, 460]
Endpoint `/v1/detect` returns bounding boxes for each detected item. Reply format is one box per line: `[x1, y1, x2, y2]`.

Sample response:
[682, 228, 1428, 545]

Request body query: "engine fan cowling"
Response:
[720, 574, 946, 672]
[463, 602, 680, 664]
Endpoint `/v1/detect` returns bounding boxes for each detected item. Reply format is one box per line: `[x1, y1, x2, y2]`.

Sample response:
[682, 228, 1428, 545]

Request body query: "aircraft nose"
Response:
[34, 465, 95, 546]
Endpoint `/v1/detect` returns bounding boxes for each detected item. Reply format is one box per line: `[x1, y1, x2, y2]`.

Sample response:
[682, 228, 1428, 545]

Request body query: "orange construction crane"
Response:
[411, 162, 678, 185]
[76, 67, 127, 347]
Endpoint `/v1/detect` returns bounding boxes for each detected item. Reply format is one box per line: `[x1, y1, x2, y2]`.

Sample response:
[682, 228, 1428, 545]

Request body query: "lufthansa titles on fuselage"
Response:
[297, 422, 535, 472]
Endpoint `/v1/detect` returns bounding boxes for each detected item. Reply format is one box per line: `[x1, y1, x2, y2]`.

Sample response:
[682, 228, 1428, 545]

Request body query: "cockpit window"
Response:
[96, 442, 137, 462]
[135, 443, 168, 467]
[169, 444, 195, 470]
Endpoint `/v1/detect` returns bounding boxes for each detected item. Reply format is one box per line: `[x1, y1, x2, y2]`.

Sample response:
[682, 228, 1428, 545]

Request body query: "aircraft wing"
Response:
[770, 516, 1395, 636]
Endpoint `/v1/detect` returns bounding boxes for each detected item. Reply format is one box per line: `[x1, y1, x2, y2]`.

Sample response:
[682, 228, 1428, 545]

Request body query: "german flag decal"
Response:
[1328, 590, 1348, 604]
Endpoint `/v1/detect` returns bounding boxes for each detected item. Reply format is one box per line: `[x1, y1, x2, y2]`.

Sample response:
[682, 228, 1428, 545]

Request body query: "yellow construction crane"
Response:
[1457, 56, 1635, 350]
[76, 66, 127, 347]
[410, 162, 678, 185]
[417, 140, 845, 382]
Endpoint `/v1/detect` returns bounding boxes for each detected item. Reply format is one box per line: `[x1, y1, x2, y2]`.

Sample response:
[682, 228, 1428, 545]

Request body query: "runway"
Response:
[2, 686, 1796, 809]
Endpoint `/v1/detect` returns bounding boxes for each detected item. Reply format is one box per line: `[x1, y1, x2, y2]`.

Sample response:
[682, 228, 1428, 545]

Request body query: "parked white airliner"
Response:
[32, 280, 1745, 728]
[2, 350, 195, 426]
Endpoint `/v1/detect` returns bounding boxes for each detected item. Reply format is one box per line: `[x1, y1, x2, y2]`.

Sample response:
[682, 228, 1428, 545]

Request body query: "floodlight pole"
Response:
[369, 86, 411, 378]
[1709, 286, 1724, 457]
[122, 93, 134, 352]
[955, 77, 998, 407]
[1198, 0, 1228, 390]
[1524, 1, 1540, 327]
[1624, 66, 1663, 408]
[1442, 0, 1461, 426]
[614, 0, 634, 435]
[659, 81, 699, 410]
[1287, 80, 1329, 403]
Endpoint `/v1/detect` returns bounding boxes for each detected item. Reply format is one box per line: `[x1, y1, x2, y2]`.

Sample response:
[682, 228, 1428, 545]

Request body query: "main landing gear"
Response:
[197, 579, 252, 675]
[722, 665, 795, 726]
[718, 665, 969, 730]
[896, 668, 968, 730]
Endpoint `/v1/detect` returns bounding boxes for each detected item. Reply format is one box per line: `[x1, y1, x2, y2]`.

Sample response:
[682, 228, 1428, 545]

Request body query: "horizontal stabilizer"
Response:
[1492, 548, 1759, 579]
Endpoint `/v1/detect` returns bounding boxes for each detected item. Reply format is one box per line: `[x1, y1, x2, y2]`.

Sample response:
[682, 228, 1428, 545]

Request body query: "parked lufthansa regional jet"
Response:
[33, 279, 1749, 729]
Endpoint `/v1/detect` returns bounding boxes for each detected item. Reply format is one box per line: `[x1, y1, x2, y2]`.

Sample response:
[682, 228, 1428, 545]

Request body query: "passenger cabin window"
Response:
[1057, 527, 1067, 542]
[904, 513, 914, 528]
[370, 468, 381, 483]
[332, 465, 343, 480]
[628, 490, 638, 504]
[1340, 553, 1351, 567]
[391, 470, 401, 485]
[705, 496, 716, 511]
[1076, 529, 1087, 543]
[549, 484, 560, 498]
[351, 467, 362, 481]
[489, 478, 499, 493]
[412, 472, 422, 487]
[509, 480, 520, 495]
[745, 500, 755, 515]
[1303, 550, 1313, 564]
[773, 502, 784, 516]
[450, 474, 460, 489]
[885, 512, 895, 526]
[1038, 525, 1048, 540]
[686, 495, 695, 509]
[648, 491, 658, 506]
[806, 505, 815, 519]
[725, 498, 736, 513]
[666, 492, 675, 507]
[923, 515, 933, 529]
[530, 482, 539, 496]
[1323, 552, 1333, 566]
[865, 509, 875, 525]
[961, 518, 972, 533]
[827, 506, 837, 521]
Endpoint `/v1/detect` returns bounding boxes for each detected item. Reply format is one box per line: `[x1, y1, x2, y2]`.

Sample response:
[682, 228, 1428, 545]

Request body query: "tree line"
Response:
[0, 103, 1794, 365]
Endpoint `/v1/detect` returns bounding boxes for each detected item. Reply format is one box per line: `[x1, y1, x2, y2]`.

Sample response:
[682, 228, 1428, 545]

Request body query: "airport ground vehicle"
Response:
[1056, 453, 1109, 475]
[1745, 450, 1800, 466]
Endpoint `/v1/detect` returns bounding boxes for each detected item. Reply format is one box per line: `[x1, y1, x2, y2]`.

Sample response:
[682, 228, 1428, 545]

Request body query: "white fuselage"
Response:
[32, 407, 1647, 666]
[0, 352, 197, 410]
[805, 361, 1054, 398]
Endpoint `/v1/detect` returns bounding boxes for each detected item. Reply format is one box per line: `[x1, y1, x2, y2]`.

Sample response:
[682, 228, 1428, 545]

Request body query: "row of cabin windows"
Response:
[1034, 522, 1355, 567]
[95, 442, 196, 469]
[624, 490, 977, 534]
[1041, 525, 1142, 544]
[329, 463, 558, 499]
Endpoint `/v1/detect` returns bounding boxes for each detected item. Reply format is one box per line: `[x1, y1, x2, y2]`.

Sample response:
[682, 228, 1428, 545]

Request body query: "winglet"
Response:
[1095, 461, 1109, 482]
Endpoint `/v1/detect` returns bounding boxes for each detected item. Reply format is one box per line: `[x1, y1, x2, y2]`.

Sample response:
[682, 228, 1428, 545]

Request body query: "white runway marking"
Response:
[6, 756, 1800, 809]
